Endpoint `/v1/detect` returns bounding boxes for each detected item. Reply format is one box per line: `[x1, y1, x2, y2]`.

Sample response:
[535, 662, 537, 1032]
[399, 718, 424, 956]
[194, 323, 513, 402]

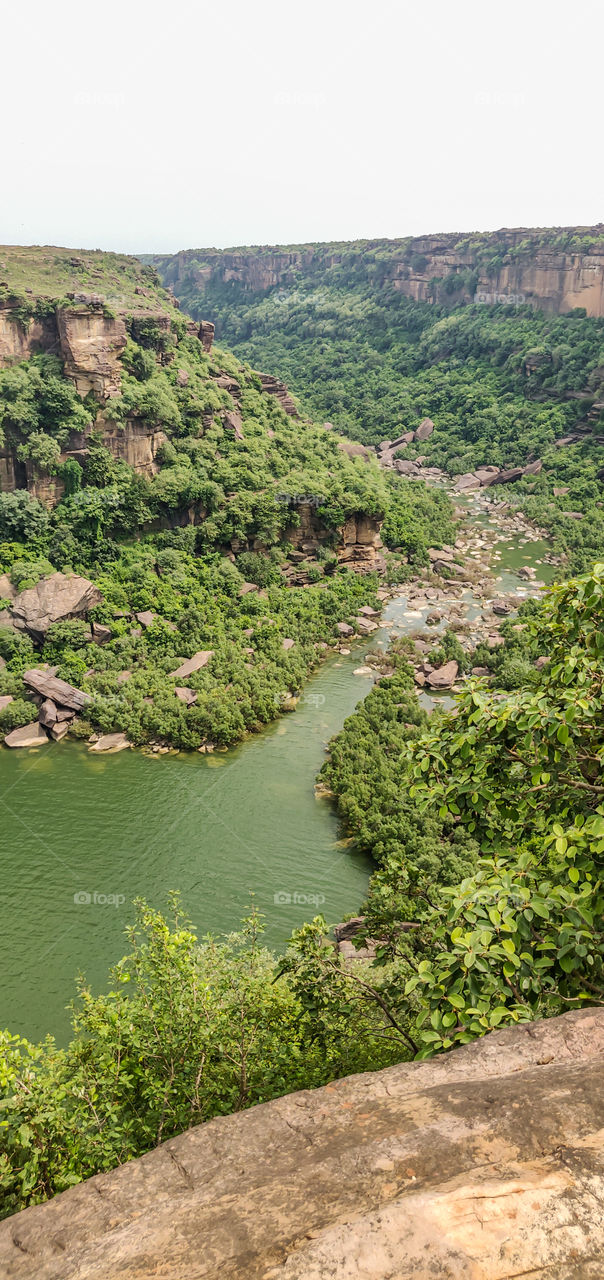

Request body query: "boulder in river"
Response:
[354, 616, 379, 634]
[38, 699, 58, 728]
[4, 721, 49, 748]
[88, 733, 131, 753]
[427, 660, 459, 689]
[7, 572, 103, 640]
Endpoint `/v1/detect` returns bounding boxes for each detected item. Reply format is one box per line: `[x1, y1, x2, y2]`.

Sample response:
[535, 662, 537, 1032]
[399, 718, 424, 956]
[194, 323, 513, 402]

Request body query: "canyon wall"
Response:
[0, 302, 200, 498]
[155, 224, 604, 317]
[1, 1009, 603, 1279]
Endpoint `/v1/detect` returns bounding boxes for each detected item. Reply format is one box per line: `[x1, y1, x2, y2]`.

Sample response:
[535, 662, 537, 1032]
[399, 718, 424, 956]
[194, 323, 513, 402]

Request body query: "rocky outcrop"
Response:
[284, 503, 384, 573]
[101, 416, 168, 478]
[455, 459, 543, 492]
[23, 669, 91, 712]
[3, 1010, 604, 1278]
[6, 573, 103, 639]
[198, 320, 214, 352]
[258, 372, 299, 417]
[55, 306, 127, 399]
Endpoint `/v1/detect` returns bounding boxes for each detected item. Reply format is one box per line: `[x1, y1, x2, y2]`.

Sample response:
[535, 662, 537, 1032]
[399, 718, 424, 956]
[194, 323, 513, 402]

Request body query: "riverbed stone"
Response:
[4, 721, 49, 748]
[88, 733, 131, 753]
[427, 660, 459, 688]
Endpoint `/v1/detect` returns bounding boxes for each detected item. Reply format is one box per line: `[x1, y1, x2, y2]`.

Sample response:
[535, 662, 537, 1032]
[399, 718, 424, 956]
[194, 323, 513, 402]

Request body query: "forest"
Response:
[159, 268, 604, 573]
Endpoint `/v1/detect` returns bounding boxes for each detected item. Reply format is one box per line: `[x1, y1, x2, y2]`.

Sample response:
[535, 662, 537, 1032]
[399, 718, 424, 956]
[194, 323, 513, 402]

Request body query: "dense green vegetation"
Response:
[0, 302, 455, 750]
[155, 254, 604, 572]
[4, 566, 604, 1214]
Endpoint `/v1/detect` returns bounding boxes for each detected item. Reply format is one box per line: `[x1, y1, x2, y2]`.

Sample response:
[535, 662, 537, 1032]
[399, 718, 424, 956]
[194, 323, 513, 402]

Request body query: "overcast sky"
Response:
[4, 0, 603, 254]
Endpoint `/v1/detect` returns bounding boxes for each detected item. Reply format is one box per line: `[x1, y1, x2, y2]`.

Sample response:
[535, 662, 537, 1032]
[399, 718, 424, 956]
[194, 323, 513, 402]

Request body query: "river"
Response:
[0, 501, 555, 1043]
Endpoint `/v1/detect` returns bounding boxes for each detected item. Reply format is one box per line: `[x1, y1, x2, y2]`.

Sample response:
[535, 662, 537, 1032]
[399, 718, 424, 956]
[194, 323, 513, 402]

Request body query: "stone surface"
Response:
[282, 637, 295, 650]
[38, 699, 57, 728]
[354, 616, 379, 634]
[88, 732, 131, 753]
[135, 610, 155, 628]
[169, 651, 213, 678]
[3, 1011, 604, 1278]
[23, 670, 91, 713]
[8, 573, 103, 639]
[336, 621, 354, 636]
[414, 416, 434, 441]
[91, 622, 112, 644]
[174, 686, 197, 706]
[427, 659, 459, 688]
[0, 694, 13, 711]
[3, 721, 49, 748]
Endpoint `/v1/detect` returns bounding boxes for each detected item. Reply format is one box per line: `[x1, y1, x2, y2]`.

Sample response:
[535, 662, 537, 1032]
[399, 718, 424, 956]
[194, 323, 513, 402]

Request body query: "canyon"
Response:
[151, 224, 604, 318]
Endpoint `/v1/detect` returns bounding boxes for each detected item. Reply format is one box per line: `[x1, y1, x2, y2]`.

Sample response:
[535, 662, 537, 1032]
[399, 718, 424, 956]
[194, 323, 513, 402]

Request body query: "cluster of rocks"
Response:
[454, 458, 543, 492]
[3, 668, 91, 748]
[375, 418, 434, 471]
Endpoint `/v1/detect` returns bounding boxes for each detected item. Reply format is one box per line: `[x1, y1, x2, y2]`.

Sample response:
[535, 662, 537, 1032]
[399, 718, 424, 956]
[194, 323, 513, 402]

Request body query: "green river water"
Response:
[0, 506, 555, 1043]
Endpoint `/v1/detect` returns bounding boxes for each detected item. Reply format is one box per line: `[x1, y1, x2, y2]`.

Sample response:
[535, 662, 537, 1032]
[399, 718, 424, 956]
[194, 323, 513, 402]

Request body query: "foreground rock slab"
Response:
[2, 1010, 604, 1279]
[88, 733, 131, 753]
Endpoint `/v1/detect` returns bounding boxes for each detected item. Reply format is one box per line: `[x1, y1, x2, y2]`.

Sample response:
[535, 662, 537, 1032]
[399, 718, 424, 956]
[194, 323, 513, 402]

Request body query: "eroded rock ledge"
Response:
[2, 1009, 604, 1278]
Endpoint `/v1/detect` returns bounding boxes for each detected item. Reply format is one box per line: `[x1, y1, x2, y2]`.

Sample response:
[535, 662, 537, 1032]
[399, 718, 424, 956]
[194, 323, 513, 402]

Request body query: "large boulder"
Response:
[8, 573, 103, 640]
[4, 721, 49, 748]
[427, 659, 459, 688]
[2, 1010, 604, 1279]
[23, 669, 91, 713]
[169, 651, 214, 678]
[414, 416, 434, 441]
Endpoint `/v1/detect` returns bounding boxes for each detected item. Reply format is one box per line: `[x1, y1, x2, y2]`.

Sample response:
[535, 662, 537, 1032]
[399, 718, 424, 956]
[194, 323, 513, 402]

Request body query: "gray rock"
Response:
[91, 622, 112, 644]
[174, 687, 198, 706]
[88, 733, 131, 753]
[50, 722, 70, 741]
[38, 699, 57, 728]
[135, 611, 155, 628]
[336, 622, 354, 636]
[414, 416, 434, 441]
[354, 616, 378, 635]
[0, 694, 13, 711]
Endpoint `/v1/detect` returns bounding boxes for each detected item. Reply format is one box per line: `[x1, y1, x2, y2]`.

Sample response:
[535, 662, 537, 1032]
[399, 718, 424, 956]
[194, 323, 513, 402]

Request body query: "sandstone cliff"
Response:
[153, 224, 604, 317]
[1, 1009, 603, 1278]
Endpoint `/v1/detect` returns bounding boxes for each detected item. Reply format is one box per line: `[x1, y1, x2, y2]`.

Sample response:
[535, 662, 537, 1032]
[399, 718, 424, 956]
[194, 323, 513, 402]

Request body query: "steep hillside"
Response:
[150, 231, 604, 572]
[0, 246, 454, 752]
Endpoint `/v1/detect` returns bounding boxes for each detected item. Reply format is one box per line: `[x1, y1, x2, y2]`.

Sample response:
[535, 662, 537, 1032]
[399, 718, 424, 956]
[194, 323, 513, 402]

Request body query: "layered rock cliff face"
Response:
[0, 298, 173, 497]
[154, 224, 604, 317]
[2, 1009, 603, 1279]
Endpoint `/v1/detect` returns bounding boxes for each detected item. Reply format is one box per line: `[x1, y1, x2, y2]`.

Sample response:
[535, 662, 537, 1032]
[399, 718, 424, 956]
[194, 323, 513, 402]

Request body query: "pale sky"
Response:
[4, 0, 603, 254]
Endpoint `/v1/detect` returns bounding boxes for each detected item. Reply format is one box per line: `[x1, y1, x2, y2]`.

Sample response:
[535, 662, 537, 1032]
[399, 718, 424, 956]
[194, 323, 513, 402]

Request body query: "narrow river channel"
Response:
[0, 500, 556, 1042]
